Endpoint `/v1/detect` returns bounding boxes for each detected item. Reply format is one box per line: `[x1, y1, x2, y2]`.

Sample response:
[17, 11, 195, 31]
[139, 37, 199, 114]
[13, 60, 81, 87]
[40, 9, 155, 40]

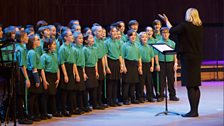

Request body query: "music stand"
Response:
[151, 43, 179, 116]
[0, 40, 17, 125]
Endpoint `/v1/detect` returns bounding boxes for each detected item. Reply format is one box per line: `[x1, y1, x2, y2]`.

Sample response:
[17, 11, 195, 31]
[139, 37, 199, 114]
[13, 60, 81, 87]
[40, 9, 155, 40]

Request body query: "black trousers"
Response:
[117, 78, 122, 102]
[83, 90, 89, 107]
[86, 87, 98, 107]
[73, 90, 85, 109]
[122, 83, 137, 101]
[29, 93, 40, 117]
[138, 62, 154, 99]
[152, 71, 159, 98]
[97, 80, 104, 105]
[40, 92, 57, 115]
[106, 80, 118, 103]
[17, 95, 25, 119]
[159, 62, 176, 98]
[61, 89, 74, 113]
[56, 86, 62, 112]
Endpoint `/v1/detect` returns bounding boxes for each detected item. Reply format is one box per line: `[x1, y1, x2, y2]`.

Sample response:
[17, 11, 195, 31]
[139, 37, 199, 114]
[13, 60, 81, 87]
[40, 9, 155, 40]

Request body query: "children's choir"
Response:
[0, 19, 179, 124]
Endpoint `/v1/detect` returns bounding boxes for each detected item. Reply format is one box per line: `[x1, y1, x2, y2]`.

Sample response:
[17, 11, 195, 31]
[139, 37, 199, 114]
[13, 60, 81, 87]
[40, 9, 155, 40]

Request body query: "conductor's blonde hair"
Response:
[185, 8, 202, 26]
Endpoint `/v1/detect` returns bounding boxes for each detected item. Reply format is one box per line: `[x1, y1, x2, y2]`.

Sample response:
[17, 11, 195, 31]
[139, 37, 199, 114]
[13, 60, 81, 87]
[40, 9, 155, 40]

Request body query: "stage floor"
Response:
[15, 81, 223, 126]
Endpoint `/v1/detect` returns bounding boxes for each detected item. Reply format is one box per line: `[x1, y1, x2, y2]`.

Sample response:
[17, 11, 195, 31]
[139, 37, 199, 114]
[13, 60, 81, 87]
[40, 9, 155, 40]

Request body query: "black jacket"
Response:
[170, 21, 203, 60]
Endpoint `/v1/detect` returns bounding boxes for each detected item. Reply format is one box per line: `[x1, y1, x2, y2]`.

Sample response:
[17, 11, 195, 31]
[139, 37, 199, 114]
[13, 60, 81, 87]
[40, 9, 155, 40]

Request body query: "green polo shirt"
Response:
[147, 37, 157, 44]
[83, 45, 98, 67]
[147, 37, 158, 54]
[15, 43, 27, 67]
[119, 39, 125, 45]
[135, 34, 141, 46]
[35, 39, 44, 56]
[121, 33, 128, 43]
[55, 39, 60, 54]
[138, 43, 154, 63]
[27, 48, 42, 70]
[105, 38, 121, 60]
[154, 33, 162, 42]
[122, 41, 141, 61]
[73, 44, 85, 68]
[58, 43, 75, 65]
[40, 52, 58, 73]
[156, 39, 175, 62]
[94, 37, 106, 59]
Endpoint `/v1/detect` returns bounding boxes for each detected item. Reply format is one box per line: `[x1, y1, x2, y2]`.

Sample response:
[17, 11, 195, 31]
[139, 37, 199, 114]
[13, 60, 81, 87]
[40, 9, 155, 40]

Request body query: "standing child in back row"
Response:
[137, 32, 156, 103]
[58, 30, 76, 117]
[72, 32, 86, 114]
[152, 20, 162, 101]
[155, 27, 179, 101]
[104, 26, 123, 107]
[122, 29, 142, 105]
[40, 38, 61, 117]
[83, 34, 103, 110]
[92, 25, 106, 109]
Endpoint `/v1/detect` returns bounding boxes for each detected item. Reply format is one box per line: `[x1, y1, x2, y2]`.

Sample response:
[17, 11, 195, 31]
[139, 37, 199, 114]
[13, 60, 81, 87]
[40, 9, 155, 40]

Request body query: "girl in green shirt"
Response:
[72, 32, 88, 114]
[92, 25, 106, 109]
[58, 30, 76, 117]
[27, 34, 44, 121]
[37, 26, 50, 56]
[104, 26, 123, 107]
[146, 26, 156, 44]
[83, 34, 104, 110]
[115, 21, 127, 43]
[122, 29, 142, 105]
[40, 38, 61, 117]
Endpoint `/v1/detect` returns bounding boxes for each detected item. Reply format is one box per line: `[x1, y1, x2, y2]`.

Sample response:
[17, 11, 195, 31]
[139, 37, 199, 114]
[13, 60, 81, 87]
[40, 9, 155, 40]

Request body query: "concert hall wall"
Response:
[0, 0, 223, 60]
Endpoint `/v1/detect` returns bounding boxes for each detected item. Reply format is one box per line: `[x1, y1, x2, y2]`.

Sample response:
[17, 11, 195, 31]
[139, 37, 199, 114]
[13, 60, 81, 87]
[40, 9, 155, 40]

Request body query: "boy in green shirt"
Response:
[92, 25, 107, 109]
[155, 27, 179, 101]
[138, 32, 156, 103]
[15, 31, 33, 124]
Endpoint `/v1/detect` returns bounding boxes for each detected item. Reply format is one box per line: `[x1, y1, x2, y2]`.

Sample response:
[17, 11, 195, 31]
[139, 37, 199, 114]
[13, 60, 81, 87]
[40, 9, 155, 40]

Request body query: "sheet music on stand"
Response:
[151, 43, 175, 55]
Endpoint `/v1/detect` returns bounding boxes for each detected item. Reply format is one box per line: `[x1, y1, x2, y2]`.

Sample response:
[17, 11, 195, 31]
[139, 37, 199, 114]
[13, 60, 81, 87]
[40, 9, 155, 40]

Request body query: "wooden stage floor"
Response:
[12, 81, 223, 126]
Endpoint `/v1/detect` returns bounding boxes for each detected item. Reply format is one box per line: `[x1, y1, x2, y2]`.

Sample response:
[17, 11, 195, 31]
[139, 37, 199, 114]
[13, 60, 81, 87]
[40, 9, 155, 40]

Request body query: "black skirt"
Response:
[28, 69, 43, 94]
[45, 72, 57, 95]
[180, 55, 201, 87]
[123, 60, 139, 83]
[60, 63, 76, 91]
[107, 58, 120, 80]
[97, 58, 104, 80]
[85, 67, 98, 88]
[74, 66, 86, 91]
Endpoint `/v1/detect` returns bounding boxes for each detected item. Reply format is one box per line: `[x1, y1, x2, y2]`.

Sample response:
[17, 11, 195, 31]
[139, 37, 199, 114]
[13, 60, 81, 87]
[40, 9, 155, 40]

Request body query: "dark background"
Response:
[0, 0, 223, 60]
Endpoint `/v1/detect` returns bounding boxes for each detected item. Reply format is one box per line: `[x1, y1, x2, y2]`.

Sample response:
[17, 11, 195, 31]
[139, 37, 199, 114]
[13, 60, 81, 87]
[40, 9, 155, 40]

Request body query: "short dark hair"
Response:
[127, 29, 136, 37]
[128, 20, 139, 28]
[160, 27, 169, 33]
[43, 38, 55, 52]
[36, 20, 48, 31]
[15, 31, 27, 43]
[152, 19, 161, 26]
[27, 34, 38, 50]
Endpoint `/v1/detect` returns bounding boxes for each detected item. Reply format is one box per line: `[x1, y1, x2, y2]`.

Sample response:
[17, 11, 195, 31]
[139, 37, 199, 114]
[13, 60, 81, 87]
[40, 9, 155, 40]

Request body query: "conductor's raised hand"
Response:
[158, 14, 168, 22]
